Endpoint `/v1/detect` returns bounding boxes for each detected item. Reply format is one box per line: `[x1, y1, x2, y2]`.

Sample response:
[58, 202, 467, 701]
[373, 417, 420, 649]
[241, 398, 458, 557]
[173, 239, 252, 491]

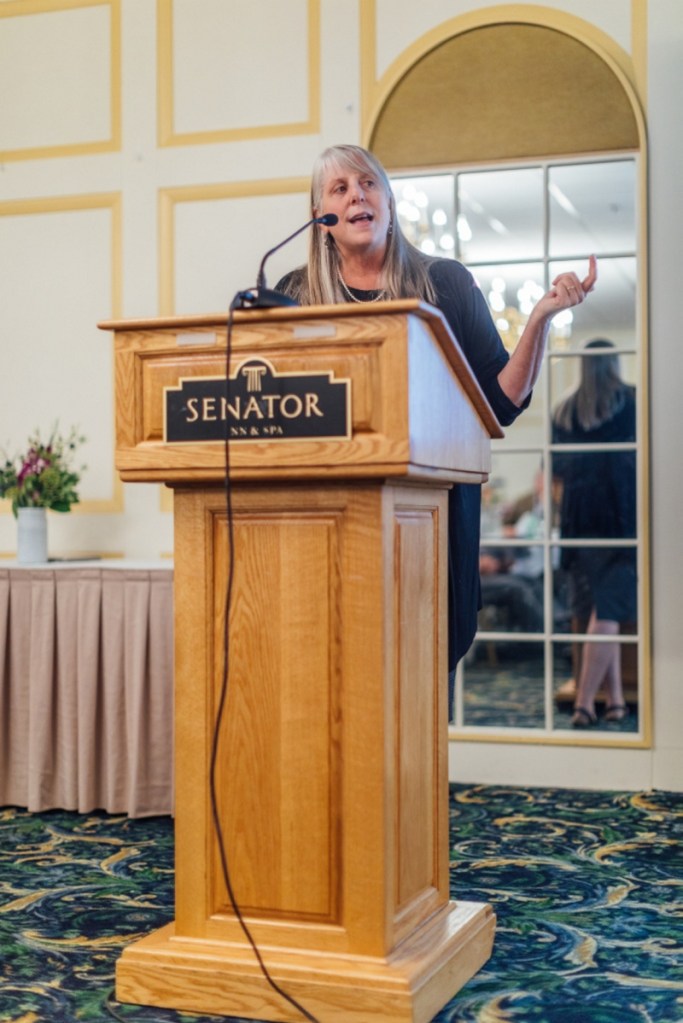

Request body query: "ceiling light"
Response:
[549, 182, 579, 217]
[488, 217, 508, 235]
[456, 215, 472, 241]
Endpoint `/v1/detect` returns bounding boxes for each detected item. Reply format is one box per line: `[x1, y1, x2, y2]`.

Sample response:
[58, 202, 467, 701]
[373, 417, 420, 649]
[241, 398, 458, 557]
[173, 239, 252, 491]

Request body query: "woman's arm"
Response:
[498, 255, 598, 407]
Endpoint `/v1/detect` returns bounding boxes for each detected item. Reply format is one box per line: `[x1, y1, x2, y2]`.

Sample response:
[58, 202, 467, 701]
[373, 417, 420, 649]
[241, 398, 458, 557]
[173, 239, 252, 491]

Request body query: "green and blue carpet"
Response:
[1, 785, 681, 1023]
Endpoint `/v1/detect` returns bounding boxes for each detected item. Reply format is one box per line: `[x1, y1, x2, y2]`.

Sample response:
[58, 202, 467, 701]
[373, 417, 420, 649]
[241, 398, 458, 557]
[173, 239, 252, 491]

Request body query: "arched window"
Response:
[370, 21, 648, 744]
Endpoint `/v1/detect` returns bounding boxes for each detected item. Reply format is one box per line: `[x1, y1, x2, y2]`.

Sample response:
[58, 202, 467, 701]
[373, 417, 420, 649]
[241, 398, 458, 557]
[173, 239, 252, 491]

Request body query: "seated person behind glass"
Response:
[478, 482, 545, 634]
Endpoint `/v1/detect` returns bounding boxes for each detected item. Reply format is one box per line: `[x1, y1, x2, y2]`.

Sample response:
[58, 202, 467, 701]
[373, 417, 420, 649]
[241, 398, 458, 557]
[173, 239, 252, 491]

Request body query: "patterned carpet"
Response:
[1, 785, 681, 1023]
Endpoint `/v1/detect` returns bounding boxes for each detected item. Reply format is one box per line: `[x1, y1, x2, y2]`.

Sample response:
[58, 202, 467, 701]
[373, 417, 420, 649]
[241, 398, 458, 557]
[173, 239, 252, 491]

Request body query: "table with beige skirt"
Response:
[0, 562, 174, 818]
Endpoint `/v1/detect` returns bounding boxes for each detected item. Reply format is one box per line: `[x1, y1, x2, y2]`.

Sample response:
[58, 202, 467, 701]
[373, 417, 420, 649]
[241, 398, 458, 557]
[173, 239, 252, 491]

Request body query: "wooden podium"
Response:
[101, 301, 502, 1023]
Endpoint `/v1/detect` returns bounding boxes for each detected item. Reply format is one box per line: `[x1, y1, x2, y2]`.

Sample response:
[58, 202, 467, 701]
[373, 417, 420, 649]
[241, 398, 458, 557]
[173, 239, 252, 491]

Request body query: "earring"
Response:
[388, 219, 393, 236]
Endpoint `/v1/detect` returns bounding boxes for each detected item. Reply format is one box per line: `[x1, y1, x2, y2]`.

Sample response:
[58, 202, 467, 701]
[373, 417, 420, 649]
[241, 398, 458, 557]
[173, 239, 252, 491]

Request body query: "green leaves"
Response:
[0, 424, 86, 516]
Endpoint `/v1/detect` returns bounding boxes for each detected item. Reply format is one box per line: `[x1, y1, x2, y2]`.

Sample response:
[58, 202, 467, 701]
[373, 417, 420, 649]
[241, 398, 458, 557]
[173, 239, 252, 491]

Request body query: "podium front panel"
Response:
[108, 305, 498, 486]
[172, 481, 448, 957]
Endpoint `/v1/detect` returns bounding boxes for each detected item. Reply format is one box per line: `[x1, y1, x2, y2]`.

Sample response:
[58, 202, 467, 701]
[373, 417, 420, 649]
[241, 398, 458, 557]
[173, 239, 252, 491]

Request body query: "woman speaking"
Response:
[277, 144, 597, 669]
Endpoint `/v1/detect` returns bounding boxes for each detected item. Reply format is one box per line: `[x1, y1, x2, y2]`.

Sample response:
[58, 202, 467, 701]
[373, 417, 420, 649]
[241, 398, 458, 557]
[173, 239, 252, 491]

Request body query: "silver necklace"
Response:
[338, 274, 386, 304]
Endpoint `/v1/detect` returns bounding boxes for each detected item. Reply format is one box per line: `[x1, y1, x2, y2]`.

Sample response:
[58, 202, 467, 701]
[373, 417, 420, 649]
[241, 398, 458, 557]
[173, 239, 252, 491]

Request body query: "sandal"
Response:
[604, 704, 629, 722]
[571, 706, 598, 728]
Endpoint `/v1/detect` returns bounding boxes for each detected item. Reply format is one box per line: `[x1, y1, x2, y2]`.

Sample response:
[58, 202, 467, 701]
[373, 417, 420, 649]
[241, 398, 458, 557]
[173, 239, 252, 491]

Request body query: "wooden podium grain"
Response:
[101, 301, 502, 1023]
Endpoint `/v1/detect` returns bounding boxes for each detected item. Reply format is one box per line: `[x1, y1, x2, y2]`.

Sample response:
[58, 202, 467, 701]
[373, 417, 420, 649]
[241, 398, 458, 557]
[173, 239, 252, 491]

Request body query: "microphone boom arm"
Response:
[232, 214, 338, 311]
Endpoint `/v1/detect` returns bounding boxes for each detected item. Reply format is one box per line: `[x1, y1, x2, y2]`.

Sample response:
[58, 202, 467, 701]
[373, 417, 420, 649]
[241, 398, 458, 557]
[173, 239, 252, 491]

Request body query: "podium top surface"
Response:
[101, 297, 450, 333]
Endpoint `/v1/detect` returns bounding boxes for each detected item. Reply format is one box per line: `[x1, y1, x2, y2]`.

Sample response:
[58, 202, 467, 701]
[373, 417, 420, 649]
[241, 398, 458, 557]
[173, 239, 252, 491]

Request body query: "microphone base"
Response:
[230, 288, 299, 311]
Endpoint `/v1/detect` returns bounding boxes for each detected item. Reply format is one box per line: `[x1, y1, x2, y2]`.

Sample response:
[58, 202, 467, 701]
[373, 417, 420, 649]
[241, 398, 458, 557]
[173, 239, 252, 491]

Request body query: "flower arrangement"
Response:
[0, 424, 86, 516]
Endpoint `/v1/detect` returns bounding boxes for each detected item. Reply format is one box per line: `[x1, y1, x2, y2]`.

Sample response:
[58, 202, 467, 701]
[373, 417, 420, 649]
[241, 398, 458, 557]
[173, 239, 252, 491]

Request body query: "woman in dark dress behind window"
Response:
[553, 339, 636, 727]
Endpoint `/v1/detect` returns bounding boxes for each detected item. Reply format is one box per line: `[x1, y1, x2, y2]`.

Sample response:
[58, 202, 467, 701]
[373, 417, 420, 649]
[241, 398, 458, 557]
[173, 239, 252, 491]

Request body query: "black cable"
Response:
[105, 307, 319, 1023]
[105, 988, 130, 1021]
[206, 302, 321, 1023]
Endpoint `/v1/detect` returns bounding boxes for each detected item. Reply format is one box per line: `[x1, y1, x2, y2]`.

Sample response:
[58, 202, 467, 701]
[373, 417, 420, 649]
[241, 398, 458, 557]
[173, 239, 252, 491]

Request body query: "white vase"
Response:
[16, 507, 49, 564]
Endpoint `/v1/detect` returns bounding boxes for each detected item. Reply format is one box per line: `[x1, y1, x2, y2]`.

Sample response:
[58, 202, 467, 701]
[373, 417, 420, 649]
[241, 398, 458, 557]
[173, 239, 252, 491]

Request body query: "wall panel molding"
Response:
[0, 0, 121, 162]
[158, 177, 310, 315]
[157, 0, 320, 147]
[0, 192, 123, 514]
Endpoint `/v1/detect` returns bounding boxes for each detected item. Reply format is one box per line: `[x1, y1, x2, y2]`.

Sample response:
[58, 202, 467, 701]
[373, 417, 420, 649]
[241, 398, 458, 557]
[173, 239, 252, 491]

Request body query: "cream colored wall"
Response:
[643, 0, 683, 792]
[1, 0, 680, 791]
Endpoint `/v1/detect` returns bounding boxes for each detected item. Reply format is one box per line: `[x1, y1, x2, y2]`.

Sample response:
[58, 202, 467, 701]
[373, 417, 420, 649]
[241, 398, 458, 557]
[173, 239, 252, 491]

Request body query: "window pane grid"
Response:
[391, 155, 642, 740]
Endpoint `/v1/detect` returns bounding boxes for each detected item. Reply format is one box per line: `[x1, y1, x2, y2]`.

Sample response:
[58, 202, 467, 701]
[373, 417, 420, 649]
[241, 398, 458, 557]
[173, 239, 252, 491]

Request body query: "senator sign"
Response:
[164, 357, 351, 443]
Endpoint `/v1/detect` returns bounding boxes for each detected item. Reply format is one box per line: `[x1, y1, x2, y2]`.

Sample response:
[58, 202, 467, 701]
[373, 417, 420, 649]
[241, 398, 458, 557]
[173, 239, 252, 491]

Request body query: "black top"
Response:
[552, 387, 636, 547]
[276, 258, 526, 665]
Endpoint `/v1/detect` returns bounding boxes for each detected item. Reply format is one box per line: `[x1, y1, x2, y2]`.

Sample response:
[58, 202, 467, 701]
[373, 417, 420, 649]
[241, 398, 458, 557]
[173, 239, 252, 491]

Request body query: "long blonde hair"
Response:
[286, 144, 436, 306]
[553, 338, 630, 432]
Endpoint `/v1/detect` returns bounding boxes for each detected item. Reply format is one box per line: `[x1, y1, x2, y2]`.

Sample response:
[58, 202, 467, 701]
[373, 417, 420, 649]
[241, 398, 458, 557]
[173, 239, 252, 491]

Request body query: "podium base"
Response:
[116, 900, 495, 1023]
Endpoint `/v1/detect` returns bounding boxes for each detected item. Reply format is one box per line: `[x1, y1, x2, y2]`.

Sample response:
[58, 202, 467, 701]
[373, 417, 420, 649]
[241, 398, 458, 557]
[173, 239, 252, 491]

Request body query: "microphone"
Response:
[231, 213, 339, 310]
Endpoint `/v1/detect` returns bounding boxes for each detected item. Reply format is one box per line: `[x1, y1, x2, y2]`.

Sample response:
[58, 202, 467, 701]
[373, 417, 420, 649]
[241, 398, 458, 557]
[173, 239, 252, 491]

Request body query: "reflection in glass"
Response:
[552, 543, 638, 632]
[471, 262, 545, 354]
[552, 640, 638, 733]
[552, 452, 637, 539]
[388, 158, 642, 740]
[461, 641, 545, 728]
[478, 562, 545, 634]
[480, 455, 549, 635]
[457, 167, 544, 263]
[549, 160, 636, 258]
[391, 173, 455, 256]
[551, 351, 638, 413]
[552, 343, 637, 540]
[550, 338, 638, 729]
[551, 541, 638, 732]
[482, 452, 547, 540]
